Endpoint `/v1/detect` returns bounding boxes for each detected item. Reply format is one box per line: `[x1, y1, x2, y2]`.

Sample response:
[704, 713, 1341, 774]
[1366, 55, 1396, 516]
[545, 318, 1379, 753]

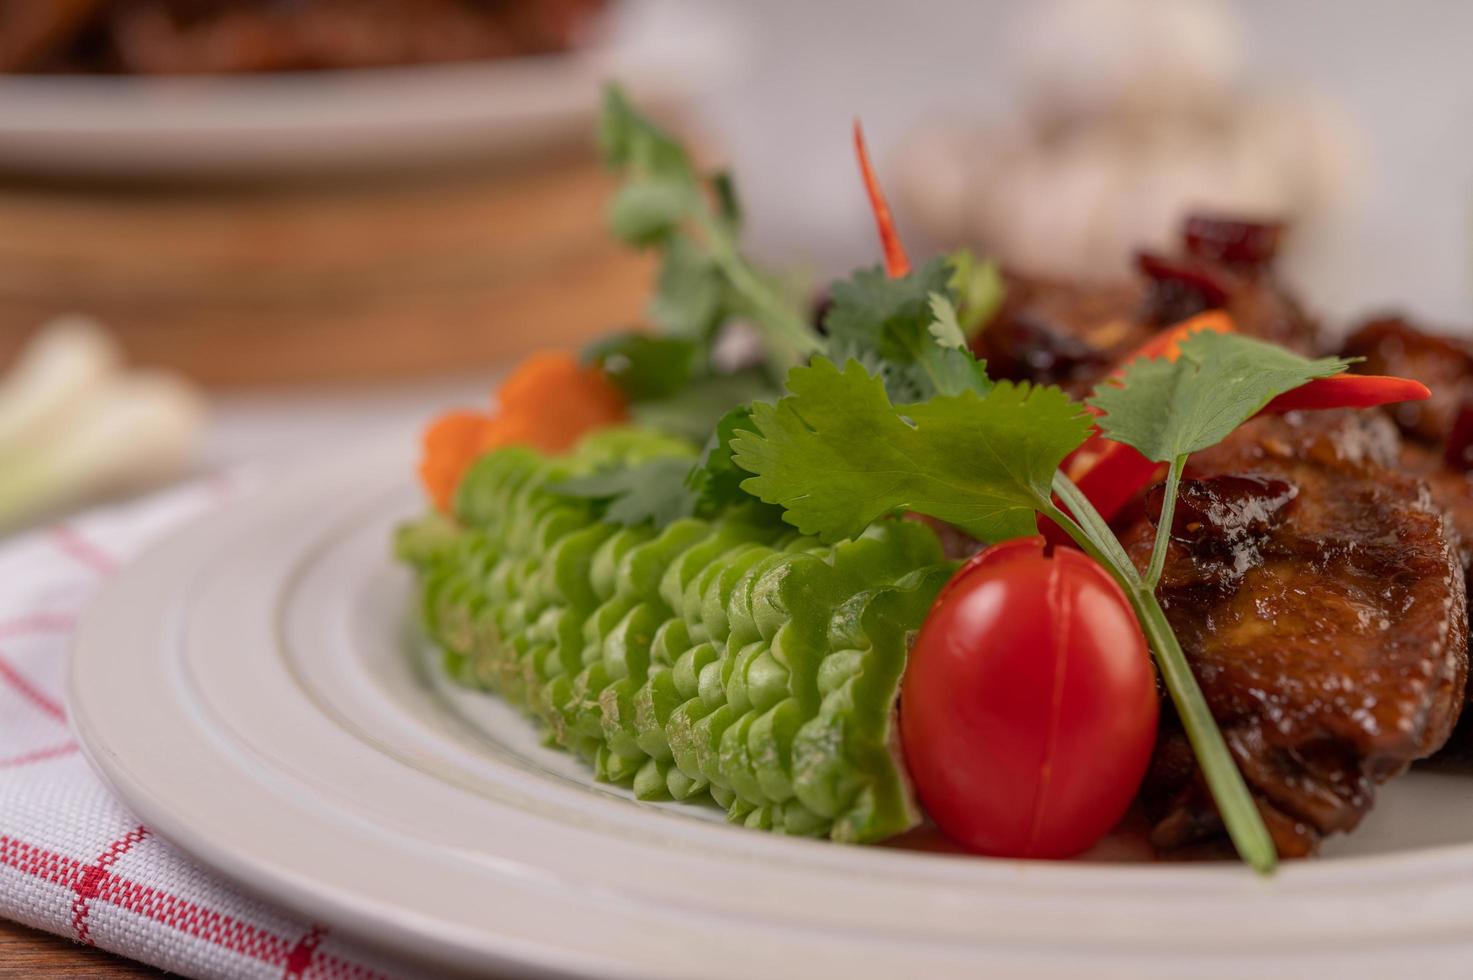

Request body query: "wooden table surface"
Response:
[0, 917, 163, 977]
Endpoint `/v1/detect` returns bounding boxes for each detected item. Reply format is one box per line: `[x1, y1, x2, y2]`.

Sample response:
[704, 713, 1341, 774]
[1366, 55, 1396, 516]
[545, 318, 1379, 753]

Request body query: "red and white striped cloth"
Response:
[0, 478, 407, 979]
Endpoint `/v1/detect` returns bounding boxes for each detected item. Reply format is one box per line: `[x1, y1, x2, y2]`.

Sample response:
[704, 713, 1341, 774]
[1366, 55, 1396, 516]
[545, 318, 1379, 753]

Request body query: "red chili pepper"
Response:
[1258, 374, 1431, 414]
[853, 120, 911, 278]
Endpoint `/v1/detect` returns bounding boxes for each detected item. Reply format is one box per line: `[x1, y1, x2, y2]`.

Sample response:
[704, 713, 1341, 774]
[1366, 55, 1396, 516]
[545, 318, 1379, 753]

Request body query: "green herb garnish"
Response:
[600, 85, 821, 374]
[823, 260, 992, 402]
[550, 456, 697, 527]
[946, 247, 1005, 338]
[732, 357, 1085, 543]
[1089, 331, 1351, 588]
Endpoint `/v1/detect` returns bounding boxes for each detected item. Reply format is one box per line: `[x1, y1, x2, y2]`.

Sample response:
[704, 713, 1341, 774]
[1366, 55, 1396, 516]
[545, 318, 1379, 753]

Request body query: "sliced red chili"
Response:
[853, 120, 911, 278]
[1259, 374, 1431, 414]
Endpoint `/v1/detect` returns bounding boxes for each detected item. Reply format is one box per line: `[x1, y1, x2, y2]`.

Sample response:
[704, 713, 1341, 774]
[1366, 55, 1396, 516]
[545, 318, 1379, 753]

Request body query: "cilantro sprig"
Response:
[600, 85, 821, 374]
[822, 259, 996, 402]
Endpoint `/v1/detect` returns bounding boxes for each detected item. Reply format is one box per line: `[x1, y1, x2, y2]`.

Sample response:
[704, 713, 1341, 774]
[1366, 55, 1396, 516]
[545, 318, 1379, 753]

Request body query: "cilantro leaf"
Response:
[599, 86, 692, 181]
[629, 370, 775, 443]
[648, 235, 725, 339]
[584, 333, 699, 402]
[686, 406, 755, 510]
[607, 178, 694, 247]
[823, 260, 991, 402]
[926, 292, 967, 348]
[947, 248, 1005, 338]
[685, 406, 782, 524]
[730, 357, 1091, 543]
[823, 258, 951, 357]
[599, 84, 820, 374]
[711, 170, 742, 231]
[918, 293, 992, 397]
[1089, 331, 1352, 462]
[550, 456, 697, 528]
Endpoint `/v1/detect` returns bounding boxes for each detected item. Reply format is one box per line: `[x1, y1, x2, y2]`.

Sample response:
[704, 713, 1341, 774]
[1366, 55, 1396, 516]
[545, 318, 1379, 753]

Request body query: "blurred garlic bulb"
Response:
[1011, 0, 1243, 124]
[895, 0, 1358, 282]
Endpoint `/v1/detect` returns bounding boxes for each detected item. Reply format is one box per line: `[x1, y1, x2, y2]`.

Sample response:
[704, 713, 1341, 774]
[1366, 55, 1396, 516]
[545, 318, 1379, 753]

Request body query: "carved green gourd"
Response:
[394, 428, 951, 843]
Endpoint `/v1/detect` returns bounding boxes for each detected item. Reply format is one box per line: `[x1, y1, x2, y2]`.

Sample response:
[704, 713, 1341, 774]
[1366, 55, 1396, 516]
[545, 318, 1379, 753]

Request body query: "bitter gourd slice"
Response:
[395, 427, 952, 842]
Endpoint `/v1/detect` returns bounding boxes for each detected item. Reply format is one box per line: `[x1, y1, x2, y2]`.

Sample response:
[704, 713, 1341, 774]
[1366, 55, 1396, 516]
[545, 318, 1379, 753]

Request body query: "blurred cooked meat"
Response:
[1340, 315, 1473, 574]
[0, 0, 604, 74]
[973, 213, 1318, 395]
[1120, 411, 1467, 857]
[1136, 215, 1315, 353]
[0, 0, 102, 71]
[1341, 315, 1473, 450]
[971, 273, 1148, 394]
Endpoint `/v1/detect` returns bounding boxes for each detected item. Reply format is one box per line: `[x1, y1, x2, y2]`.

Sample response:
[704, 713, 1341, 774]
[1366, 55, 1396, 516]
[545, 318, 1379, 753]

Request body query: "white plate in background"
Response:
[0, 4, 738, 178]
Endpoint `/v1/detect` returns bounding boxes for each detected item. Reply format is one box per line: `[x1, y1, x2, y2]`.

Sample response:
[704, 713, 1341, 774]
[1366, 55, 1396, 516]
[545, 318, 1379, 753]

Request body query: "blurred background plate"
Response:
[0, 1, 733, 178]
[0, 58, 664, 178]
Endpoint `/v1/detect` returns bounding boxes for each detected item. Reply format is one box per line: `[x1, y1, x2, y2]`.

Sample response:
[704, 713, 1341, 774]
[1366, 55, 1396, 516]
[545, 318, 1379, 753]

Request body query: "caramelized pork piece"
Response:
[972, 274, 1148, 395]
[1341, 315, 1473, 574]
[1400, 445, 1473, 574]
[1341, 316, 1473, 449]
[1121, 412, 1467, 856]
[974, 215, 1318, 395]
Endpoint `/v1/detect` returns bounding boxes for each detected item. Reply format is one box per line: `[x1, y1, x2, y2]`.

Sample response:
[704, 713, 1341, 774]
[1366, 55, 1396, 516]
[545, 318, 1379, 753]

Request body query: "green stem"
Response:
[1051, 473, 1136, 577]
[1143, 454, 1186, 591]
[697, 213, 823, 373]
[1048, 473, 1277, 874]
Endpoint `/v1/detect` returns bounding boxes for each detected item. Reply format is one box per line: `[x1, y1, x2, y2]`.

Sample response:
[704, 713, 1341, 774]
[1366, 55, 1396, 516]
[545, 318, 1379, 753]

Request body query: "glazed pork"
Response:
[1341, 316, 1473, 574]
[974, 215, 1319, 395]
[1120, 411, 1467, 856]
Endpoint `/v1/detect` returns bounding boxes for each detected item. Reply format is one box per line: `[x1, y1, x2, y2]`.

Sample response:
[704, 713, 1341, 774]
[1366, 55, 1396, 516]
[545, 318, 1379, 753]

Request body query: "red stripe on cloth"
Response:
[0, 612, 76, 640]
[0, 741, 78, 768]
[48, 524, 117, 575]
[0, 835, 87, 888]
[0, 833, 387, 978]
[0, 653, 66, 722]
[284, 925, 325, 977]
[72, 827, 149, 944]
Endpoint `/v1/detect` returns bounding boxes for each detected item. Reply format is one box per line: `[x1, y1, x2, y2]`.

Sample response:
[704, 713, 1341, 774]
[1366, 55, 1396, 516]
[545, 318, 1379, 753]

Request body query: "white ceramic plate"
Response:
[68, 444, 1473, 978]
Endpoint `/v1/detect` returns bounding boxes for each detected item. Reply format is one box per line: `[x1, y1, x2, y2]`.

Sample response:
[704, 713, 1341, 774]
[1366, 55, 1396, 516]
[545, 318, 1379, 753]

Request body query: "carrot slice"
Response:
[420, 410, 495, 513]
[494, 351, 627, 452]
[418, 351, 629, 512]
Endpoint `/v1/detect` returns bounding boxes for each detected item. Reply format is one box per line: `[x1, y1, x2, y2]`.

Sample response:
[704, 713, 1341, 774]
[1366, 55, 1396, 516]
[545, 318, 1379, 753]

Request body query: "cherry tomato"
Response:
[900, 537, 1158, 858]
